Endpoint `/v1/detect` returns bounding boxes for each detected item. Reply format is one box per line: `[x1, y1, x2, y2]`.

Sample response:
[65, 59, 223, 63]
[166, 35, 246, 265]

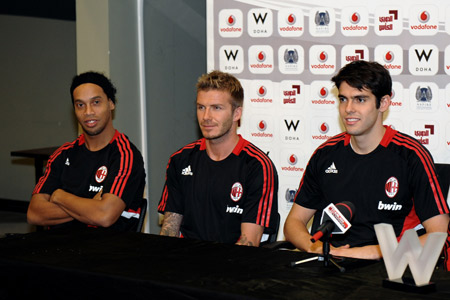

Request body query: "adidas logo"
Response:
[65, 158, 70, 166]
[325, 162, 338, 174]
[181, 165, 193, 176]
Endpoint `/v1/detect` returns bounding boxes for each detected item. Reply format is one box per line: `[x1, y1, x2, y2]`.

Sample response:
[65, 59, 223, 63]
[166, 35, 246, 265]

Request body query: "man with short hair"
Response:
[27, 71, 146, 231]
[284, 61, 450, 264]
[158, 70, 278, 246]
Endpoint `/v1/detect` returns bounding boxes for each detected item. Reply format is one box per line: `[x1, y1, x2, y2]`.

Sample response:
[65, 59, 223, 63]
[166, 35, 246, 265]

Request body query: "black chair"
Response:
[136, 198, 147, 233]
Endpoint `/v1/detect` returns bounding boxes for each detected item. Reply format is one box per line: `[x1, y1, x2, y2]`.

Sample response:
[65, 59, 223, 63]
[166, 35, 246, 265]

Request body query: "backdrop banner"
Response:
[207, 0, 450, 239]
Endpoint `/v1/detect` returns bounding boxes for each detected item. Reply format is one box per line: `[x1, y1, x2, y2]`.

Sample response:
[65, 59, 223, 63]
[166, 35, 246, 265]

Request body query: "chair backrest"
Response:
[136, 198, 147, 232]
[260, 211, 280, 245]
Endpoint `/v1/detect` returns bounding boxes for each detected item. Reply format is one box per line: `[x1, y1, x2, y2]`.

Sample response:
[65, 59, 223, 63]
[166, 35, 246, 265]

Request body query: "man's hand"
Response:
[330, 244, 382, 260]
[93, 190, 103, 200]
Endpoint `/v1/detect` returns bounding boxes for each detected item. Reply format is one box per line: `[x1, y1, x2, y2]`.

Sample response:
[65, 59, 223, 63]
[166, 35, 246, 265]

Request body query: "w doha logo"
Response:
[374, 223, 447, 286]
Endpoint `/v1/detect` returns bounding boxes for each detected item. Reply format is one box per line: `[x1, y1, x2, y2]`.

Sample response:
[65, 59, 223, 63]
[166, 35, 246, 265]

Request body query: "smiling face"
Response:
[196, 89, 241, 142]
[73, 83, 115, 137]
[338, 81, 389, 139]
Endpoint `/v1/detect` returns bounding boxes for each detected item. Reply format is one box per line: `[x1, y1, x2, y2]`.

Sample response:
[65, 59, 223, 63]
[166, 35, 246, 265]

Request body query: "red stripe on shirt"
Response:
[158, 140, 202, 211]
[391, 133, 448, 214]
[32, 139, 78, 194]
[110, 133, 134, 198]
[242, 141, 276, 228]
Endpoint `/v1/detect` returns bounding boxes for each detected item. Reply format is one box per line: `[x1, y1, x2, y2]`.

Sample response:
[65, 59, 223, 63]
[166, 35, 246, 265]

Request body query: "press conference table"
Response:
[0, 229, 449, 299]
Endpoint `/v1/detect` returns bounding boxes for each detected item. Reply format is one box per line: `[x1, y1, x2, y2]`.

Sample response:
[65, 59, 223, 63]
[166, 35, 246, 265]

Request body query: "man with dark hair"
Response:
[27, 71, 146, 231]
[158, 70, 278, 246]
[284, 61, 450, 263]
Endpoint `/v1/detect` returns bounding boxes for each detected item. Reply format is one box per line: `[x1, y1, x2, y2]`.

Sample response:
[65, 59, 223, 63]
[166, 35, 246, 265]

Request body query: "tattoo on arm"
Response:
[160, 212, 183, 237]
[236, 233, 254, 246]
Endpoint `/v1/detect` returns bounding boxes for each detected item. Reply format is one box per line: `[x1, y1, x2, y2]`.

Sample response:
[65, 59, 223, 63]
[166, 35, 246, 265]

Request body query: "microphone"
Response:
[310, 201, 355, 243]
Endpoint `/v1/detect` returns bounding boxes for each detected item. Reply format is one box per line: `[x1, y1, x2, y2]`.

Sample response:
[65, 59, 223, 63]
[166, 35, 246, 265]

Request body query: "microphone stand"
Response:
[321, 234, 346, 273]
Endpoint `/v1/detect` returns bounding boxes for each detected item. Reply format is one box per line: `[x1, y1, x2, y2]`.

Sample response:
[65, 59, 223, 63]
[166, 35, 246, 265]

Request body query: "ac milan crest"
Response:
[95, 166, 108, 183]
[230, 182, 243, 202]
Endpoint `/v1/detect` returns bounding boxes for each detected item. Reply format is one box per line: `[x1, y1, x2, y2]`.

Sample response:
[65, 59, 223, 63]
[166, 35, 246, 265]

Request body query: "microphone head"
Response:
[335, 201, 355, 221]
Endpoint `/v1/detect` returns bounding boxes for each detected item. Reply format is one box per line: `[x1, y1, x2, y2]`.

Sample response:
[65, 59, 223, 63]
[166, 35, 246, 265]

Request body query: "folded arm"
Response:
[49, 189, 125, 227]
[27, 193, 74, 226]
[27, 189, 126, 228]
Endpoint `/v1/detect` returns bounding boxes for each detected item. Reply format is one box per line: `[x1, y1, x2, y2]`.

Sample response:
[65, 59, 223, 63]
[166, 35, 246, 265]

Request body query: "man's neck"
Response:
[84, 127, 116, 152]
[205, 133, 240, 161]
[350, 125, 386, 155]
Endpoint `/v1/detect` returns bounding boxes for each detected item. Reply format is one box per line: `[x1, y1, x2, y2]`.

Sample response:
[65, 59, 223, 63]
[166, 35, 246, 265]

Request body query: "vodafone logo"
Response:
[374, 44, 403, 75]
[257, 51, 266, 62]
[309, 45, 336, 75]
[249, 80, 273, 106]
[287, 14, 296, 25]
[218, 9, 243, 38]
[318, 51, 328, 62]
[257, 85, 267, 97]
[95, 166, 108, 183]
[250, 115, 274, 139]
[319, 87, 328, 98]
[249, 45, 274, 74]
[350, 12, 360, 24]
[278, 8, 304, 37]
[319, 122, 329, 134]
[227, 15, 236, 26]
[341, 7, 368, 36]
[288, 154, 297, 165]
[310, 81, 337, 107]
[385, 177, 399, 198]
[258, 120, 267, 131]
[384, 51, 394, 63]
[418, 11, 430, 23]
[409, 5, 438, 36]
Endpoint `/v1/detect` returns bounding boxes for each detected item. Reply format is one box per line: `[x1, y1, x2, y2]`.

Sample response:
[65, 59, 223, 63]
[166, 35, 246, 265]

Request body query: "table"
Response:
[0, 228, 449, 299]
[11, 146, 59, 183]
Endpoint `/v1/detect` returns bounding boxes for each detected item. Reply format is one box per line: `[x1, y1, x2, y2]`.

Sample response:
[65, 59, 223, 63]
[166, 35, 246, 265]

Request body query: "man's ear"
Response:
[109, 99, 116, 111]
[233, 106, 242, 122]
[379, 95, 391, 113]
